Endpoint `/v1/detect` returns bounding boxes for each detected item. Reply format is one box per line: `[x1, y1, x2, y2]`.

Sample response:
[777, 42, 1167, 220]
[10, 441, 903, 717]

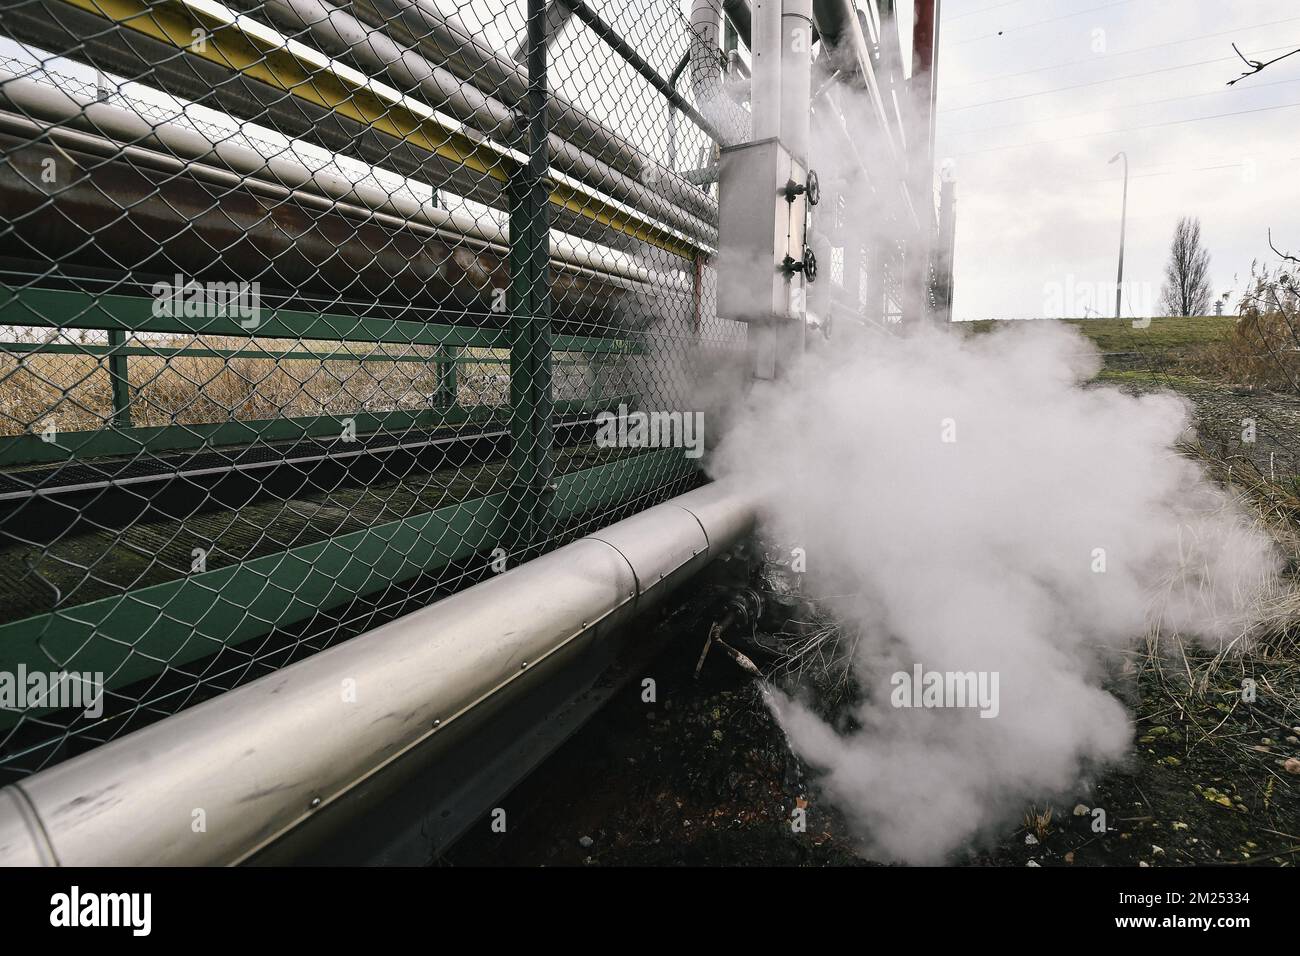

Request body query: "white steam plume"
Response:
[707, 320, 1281, 863]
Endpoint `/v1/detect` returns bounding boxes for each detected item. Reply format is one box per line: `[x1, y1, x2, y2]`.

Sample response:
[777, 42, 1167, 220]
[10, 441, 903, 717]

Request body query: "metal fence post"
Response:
[507, 0, 556, 554]
[435, 345, 458, 408]
[106, 327, 131, 428]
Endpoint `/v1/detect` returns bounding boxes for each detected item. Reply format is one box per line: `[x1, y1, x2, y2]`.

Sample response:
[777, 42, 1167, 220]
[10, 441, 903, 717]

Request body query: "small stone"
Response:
[1262, 737, 1274, 746]
[1161, 756, 1181, 767]
[1286, 736, 1298, 745]
[1172, 821, 1189, 831]
[1025, 834, 1039, 846]
[1073, 804, 1090, 817]
[1285, 757, 1300, 775]
[1026, 860, 1040, 867]
[1149, 726, 1169, 737]
[578, 835, 594, 849]
[1152, 845, 1165, 856]
[1139, 860, 1149, 867]
[1064, 851, 1075, 864]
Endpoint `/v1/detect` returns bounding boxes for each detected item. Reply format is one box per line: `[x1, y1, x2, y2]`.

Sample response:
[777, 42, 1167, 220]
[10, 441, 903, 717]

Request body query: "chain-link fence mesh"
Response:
[0, 0, 752, 779]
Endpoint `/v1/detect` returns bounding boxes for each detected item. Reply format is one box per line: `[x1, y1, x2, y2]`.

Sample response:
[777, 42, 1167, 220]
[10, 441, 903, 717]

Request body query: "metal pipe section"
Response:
[750, 0, 782, 141]
[825, 0, 902, 169]
[252, 0, 718, 234]
[780, 0, 814, 166]
[0, 79, 693, 292]
[911, 0, 939, 217]
[689, 0, 752, 146]
[0, 124, 683, 333]
[723, 0, 754, 47]
[0, 481, 756, 866]
[351, 0, 673, 179]
[805, 1, 916, 231]
[555, 0, 718, 142]
[810, 0, 851, 54]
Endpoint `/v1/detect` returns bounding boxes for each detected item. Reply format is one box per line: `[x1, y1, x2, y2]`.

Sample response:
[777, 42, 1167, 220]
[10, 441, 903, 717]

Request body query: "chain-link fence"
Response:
[0, 0, 749, 779]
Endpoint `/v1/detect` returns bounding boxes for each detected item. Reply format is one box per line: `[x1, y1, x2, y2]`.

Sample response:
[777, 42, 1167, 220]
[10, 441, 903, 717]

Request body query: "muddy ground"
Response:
[443, 594, 1300, 867]
[445, 367, 1300, 867]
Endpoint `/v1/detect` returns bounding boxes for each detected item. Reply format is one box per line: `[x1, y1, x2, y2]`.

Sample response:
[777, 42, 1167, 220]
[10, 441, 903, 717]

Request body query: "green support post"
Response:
[107, 327, 131, 428]
[435, 344, 458, 408]
[507, 0, 556, 555]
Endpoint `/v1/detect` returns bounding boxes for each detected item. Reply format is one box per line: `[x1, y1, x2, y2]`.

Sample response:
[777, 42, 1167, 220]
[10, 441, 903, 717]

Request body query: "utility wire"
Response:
[944, 74, 1300, 138]
[945, 0, 1029, 23]
[950, 0, 1134, 45]
[957, 158, 1285, 190]
[953, 99, 1300, 157]
[941, 42, 1300, 113]
[945, 15, 1300, 89]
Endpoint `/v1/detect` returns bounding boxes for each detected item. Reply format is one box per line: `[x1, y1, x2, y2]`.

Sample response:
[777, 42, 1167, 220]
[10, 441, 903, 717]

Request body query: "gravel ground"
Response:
[1099, 371, 1300, 481]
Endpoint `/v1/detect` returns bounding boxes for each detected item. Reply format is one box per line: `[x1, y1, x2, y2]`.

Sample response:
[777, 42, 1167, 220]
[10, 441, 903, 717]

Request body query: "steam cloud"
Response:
[707, 320, 1281, 863]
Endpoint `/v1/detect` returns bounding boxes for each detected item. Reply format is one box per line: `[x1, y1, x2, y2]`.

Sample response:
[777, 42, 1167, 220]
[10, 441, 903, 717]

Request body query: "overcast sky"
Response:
[932, 0, 1300, 320]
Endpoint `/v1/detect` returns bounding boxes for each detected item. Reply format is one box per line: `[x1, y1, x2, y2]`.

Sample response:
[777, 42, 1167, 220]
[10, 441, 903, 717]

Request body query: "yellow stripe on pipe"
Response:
[62, 0, 704, 260]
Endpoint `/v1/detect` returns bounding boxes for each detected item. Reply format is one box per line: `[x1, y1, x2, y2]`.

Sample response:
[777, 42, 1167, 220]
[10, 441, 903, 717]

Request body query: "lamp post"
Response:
[1108, 151, 1128, 319]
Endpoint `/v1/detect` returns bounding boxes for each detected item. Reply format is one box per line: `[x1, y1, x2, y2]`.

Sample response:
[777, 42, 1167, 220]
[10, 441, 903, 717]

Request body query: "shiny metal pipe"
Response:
[0, 482, 756, 866]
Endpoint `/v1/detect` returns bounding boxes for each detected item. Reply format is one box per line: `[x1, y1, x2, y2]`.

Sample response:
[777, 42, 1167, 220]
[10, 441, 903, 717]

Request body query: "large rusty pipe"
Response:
[0, 77, 694, 295]
[0, 131, 669, 332]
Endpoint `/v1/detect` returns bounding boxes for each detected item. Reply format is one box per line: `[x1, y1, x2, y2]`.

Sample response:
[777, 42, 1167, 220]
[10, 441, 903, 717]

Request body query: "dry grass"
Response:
[0, 336, 524, 436]
[1196, 263, 1300, 391]
[1197, 312, 1300, 392]
[1023, 804, 1053, 841]
[1128, 437, 1300, 770]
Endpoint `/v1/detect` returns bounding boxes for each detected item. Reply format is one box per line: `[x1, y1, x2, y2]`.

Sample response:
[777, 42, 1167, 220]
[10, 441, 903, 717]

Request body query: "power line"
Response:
[953, 98, 1300, 157]
[955, 158, 1287, 190]
[944, 74, 1300, 138]
[944, 0, 1030, 23]
[940, 42, 1300, 113]
[950, 0, 1135, 45]
[945, 15, 1300, 89]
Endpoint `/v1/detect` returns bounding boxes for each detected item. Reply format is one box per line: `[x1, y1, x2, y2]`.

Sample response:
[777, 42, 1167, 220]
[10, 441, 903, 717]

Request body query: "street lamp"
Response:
[1108, 151, 1128, 320]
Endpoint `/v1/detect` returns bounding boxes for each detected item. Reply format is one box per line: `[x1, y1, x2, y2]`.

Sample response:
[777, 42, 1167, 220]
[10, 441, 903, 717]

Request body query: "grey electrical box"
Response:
[716, 138, 807, 323]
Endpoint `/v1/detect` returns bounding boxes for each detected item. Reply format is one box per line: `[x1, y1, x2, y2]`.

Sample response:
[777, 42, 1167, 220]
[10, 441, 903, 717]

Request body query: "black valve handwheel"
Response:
[805, 169, 820, 206]
[802, 245, 817, 282]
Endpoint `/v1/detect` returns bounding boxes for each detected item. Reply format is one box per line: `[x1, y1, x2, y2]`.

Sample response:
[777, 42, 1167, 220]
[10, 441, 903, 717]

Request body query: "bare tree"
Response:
[1228, 43, 1300, 85]
[1160, 216, 1213, 316]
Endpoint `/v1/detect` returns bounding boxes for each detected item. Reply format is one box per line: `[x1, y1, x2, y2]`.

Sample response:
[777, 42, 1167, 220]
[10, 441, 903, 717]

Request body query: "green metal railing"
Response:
[0, 0, 740, 776]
